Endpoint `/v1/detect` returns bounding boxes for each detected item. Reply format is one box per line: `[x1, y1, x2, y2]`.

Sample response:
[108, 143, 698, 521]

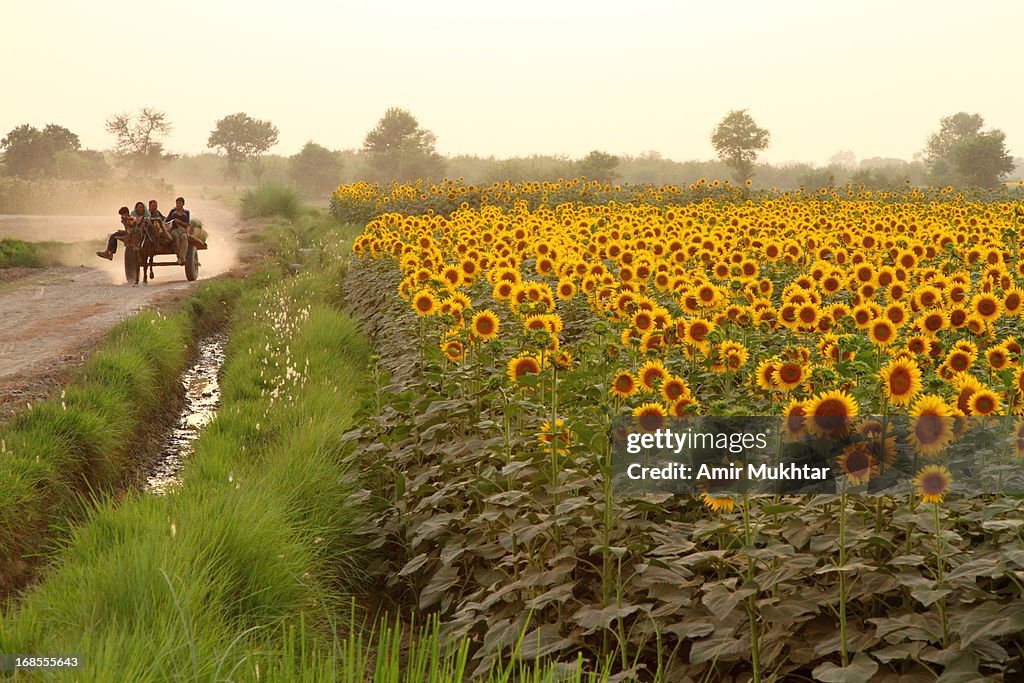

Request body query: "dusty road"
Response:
[0, 198, 246, 418]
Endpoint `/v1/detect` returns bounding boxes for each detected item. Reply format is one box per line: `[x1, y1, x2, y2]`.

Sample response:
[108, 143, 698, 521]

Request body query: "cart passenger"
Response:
[96, 203, 146, 261]
[165, 196, 191, 265]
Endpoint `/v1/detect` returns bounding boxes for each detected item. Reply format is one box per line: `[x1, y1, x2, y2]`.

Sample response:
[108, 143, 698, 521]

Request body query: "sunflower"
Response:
[971, 293, 1001, 322]
[537, 419, 571, 454]
[906, 335, 930, 357]
[609, 371, 639, 398]
[1015, 367, 1024, 396]
[440, 265, 463, 289]
[851, 305, 875, 329]
[945, 349, 974, 373]
[411, 289, 439, 316]
[781, 398, 807, 441]
[638, 359, 669, 392]
[914, 465, 953, 504]
[507, 354, 542, 385]
[492, 281, 515, 300]
[773, 361, 806, 392]
[471, 310, 500, 341]
[968, 389, 1001, 416]
[755, 359, 779, 391]
[953, 374, 985, 415]
[796, 304, 819, 328]
[1003, 287, 1024, 317]
[869, 319, 898, 347]
[556, 279, 577, 300]
[804, 389, 858, 437]
[441, 339, 464, 362]
[700, 492, 736, 514]
[684, 318, 715, 347]
[918, 311, 948, 336]
[879, 358, 922, 406]
[661, 375, 691, 403]
[908, 394, 955, 457]
[948, 307, 969, 328]
[837, 442, 878, 485]
[632, 402, 667, 432]
[669, 396, 699, 416]
[1013, 418, 1024, 457]
[986, 344, 1010, 371]
[884, 303, 909, 327]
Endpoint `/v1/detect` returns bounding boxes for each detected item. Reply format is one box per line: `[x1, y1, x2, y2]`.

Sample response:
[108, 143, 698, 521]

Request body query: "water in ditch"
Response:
[146, 333, 227, 494]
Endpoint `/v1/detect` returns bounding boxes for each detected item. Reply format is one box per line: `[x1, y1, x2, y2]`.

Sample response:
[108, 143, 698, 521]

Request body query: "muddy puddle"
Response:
[146, 333, 227, 494]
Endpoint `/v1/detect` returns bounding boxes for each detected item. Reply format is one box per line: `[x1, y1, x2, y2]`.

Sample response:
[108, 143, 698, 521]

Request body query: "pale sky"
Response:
[1, 0, 1021, 166]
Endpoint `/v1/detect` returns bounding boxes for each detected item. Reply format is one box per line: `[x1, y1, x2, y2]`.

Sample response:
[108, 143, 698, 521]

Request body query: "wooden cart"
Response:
[116, 223, 207, 283]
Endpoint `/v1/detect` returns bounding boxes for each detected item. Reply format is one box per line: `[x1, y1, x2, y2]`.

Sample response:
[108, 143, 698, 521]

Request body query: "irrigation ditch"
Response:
[144, 332, 227, 495]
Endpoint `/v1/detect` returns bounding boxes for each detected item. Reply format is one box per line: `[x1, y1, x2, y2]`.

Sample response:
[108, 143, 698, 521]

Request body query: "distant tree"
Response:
[289, 141, 344, 196]
[105, 108, 172, 176]
[797, 166, 837, 190]
[711, 109, 770, 183]
[207, 113, 280, 186]
[52, 149, 109, 180]
[0, 123, 80, 177]
[923, 112, 1014, 188]
[829, 150, 857, 168]
[578, 150, 620, 182]
[362, 108, 444, 182]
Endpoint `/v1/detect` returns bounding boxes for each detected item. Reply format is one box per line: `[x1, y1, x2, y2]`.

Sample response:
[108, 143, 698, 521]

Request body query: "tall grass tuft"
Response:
[239, 183, 301, 220]
[0, 239, 44, 268]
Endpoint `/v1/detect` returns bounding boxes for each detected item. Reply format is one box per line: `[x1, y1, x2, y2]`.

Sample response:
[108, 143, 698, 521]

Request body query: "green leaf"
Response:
[812, 654, 878, 683]
[910, 586, 952, 607]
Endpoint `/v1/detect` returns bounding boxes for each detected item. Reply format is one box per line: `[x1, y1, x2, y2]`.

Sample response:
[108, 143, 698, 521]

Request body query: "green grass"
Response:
[0, 250, 374, 678]
[239, 183, 302, 220]
[0, 280, 240, 595]
[0, 239, 44, 268]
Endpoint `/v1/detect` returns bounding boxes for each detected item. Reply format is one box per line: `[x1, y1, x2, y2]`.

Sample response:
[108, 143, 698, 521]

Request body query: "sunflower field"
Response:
[340, 179, 1024, 681]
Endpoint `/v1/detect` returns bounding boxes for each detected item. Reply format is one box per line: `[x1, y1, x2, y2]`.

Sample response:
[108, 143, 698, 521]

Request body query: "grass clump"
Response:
[239, 183, 301, 220]
[0, 239, 43, 268]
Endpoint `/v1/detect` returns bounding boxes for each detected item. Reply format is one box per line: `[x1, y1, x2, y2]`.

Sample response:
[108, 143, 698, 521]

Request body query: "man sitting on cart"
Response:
[96, 202, 147, 261]
[165, 196, 191, 265]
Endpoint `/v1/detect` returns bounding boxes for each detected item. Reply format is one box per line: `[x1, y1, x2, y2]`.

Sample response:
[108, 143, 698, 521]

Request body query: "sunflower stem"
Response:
[838, 491, 849, 668]
[742, 493, 761, 682]
[933, 501, 949, 648]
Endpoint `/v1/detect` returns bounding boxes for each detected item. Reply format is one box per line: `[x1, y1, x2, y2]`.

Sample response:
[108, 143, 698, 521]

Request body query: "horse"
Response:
[124, 218, 164, 286]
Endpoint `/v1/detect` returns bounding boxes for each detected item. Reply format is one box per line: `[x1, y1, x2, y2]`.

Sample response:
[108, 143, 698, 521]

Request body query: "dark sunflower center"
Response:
[890, 369, 911, 394]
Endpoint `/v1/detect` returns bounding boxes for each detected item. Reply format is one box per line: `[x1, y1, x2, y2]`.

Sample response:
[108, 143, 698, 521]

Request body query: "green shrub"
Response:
[239, 183, 301, 220]
[0, 239, 43, 268]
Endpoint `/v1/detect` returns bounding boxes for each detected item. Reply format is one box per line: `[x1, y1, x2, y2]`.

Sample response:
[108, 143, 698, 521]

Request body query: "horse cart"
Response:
[117, 219, 207, 285]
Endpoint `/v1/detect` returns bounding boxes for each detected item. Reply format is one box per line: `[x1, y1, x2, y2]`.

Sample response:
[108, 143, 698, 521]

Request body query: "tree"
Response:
[207, 113, 280, 186]
[829, 150, 857, 169]
[288, 141, 344, 196]
[105, 108, 172, 176]
[53, 149, 109, 180]
[710, 109, 770, 183]
[578, 150, 620, 182]
[362, 108, 444, 182]
[922, 113, 1013, 188]
[0, 123, 80, 177]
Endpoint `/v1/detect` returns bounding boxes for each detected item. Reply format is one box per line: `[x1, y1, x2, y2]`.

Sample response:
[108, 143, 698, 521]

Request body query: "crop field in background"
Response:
[338, 180, 1024, 680]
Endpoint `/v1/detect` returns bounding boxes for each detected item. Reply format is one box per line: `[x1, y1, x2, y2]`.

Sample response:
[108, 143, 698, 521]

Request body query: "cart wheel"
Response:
[124, 248, 138, 283]
[185, 245, 199, 281]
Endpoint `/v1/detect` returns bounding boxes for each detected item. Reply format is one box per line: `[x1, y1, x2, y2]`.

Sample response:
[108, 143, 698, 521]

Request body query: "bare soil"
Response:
[0, 198, 249, 420]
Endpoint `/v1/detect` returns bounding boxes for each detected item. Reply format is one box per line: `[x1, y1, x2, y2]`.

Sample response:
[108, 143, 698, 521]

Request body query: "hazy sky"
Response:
[2, 0, 1021, 166]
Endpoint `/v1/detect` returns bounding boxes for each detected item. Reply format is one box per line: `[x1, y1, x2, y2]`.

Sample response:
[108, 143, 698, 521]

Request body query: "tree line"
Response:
[1, 107, 1018, 193]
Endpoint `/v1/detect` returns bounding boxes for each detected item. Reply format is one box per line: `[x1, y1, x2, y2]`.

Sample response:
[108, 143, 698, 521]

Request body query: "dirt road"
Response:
[0, 198, 246, 418]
